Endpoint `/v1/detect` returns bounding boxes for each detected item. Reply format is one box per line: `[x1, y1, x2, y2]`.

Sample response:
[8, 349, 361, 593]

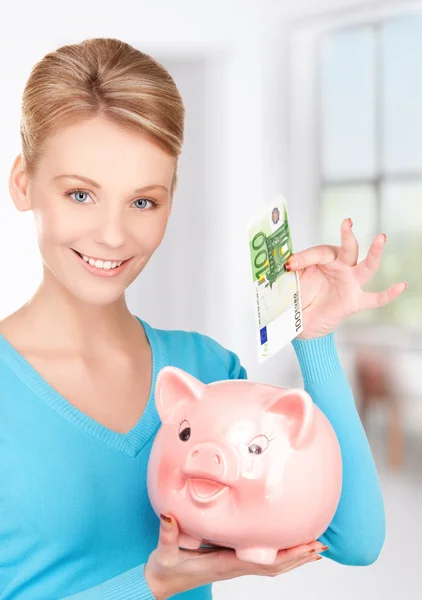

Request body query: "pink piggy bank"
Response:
[147, 366, 342, 565]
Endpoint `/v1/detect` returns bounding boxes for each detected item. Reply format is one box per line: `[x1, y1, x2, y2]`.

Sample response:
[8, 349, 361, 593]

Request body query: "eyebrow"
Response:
[53, 174, 169, 194]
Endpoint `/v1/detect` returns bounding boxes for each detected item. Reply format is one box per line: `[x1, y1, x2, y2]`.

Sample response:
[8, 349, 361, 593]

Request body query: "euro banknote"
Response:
[248, 195, 303, 363]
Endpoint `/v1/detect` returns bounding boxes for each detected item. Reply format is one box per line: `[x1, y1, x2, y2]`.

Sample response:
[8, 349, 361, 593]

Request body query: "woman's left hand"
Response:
[286, 218, 408, 340]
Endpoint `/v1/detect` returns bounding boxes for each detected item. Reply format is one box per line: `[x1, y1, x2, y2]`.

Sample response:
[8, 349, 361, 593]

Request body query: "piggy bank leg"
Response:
[236, 547, 278, 565]
[179, 534, 203, 550]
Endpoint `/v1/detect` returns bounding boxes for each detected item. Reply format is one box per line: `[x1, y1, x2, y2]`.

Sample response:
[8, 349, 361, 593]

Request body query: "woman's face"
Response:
[10, 115, 176, 306]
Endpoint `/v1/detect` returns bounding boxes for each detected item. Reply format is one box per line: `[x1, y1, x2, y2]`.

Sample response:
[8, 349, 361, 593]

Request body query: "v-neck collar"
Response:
[0, 316, 168, 458]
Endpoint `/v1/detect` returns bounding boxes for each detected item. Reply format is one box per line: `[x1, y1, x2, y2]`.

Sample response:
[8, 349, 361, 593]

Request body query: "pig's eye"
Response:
[248, 435, 268, 455]
[178, 419, 191, 442]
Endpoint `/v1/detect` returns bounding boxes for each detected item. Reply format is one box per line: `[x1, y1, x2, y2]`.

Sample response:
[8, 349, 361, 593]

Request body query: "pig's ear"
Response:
[155, 366, 205, 423]
[265, 388, 314, 449]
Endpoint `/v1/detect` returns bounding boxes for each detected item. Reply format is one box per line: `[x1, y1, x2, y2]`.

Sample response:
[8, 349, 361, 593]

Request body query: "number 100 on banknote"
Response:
[248, 196, 303, 363]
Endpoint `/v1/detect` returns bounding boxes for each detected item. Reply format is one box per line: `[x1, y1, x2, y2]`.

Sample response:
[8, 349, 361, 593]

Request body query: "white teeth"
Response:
[80, 253, 123, 270]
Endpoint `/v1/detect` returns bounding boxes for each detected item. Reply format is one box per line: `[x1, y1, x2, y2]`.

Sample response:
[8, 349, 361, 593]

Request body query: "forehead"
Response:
[39, 116, 176, 184]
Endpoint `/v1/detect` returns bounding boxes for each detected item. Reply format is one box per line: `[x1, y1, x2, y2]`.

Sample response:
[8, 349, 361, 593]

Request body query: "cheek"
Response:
[34, 204, 82, 245]
[132, 214, 169, 250]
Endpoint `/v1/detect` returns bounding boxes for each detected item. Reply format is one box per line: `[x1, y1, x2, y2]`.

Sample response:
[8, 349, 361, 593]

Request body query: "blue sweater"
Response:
[0, 316, 385, 600]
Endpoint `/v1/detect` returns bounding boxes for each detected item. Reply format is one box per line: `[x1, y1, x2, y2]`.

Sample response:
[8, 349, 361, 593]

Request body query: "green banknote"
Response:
[248, 196, 303, 363]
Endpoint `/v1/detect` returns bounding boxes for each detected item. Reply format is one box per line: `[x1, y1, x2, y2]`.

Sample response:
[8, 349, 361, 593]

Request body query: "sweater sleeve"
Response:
[61, 563, 156, 600]
[291, 332, 386, 566]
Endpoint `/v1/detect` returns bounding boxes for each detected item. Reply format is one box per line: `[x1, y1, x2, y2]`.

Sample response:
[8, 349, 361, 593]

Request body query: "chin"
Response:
[53, 272, 128, 305]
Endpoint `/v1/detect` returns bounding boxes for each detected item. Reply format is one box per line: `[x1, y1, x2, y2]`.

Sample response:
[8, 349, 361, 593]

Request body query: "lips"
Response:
[187, 478, 228, 504]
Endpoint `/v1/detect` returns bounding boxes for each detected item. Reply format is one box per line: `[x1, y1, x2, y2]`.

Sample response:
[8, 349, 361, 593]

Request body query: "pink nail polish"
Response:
[285, 263, 292, 272]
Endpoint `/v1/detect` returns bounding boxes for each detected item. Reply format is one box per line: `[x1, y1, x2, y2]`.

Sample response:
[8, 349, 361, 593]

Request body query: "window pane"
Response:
[382, 180, 422, 234]
[321, 184, 377, 259]
[320, 26, 376, 180]
[370, 180, 422, 326]
[382, 15, 422, 174]
[321, 185, 378, 325]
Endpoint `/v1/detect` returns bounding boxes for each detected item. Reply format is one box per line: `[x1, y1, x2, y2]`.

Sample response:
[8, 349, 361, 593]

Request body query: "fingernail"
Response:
[382, 233, 387, 243]
[315, 555, 323, 561]
[160, 513, 173, 529]
[309, 545, 328, 554]
[348, 218, 353, 227]
[403, 282, 408, 291]
[285, 262, 292, 271]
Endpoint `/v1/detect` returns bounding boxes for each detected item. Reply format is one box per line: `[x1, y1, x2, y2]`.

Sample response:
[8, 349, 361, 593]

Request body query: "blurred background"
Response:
[0, 1, 420, 599]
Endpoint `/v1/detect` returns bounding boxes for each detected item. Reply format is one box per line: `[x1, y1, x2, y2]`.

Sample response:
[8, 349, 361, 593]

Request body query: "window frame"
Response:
[286, 0, 422, 337]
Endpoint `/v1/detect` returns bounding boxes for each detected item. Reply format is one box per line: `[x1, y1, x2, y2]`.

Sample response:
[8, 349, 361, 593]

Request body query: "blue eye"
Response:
[71, 191, 89, 203]
[134, 199, 151, 210]
[134, 198, 159, 210]
[65, 189, 91, 204]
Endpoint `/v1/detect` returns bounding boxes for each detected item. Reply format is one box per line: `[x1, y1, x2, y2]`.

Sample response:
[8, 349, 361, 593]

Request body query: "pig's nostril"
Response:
[190, 449, 222, 465]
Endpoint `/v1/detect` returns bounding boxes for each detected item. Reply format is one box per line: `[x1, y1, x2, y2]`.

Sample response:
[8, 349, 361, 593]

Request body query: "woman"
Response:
[0, 38, 406, 600]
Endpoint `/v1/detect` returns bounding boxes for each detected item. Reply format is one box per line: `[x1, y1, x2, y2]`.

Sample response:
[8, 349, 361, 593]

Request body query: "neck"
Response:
[6, 272, 142, 354]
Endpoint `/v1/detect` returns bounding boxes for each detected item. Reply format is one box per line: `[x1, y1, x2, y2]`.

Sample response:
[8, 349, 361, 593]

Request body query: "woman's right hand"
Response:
[144, 514, 329, 600]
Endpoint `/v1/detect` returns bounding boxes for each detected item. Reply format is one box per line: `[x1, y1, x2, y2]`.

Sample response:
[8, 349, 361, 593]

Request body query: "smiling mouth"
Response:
[187, 478, 228, 504]
[71, 249, 130, 263]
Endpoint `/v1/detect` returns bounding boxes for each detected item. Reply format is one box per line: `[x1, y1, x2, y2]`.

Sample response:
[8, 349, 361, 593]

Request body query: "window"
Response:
[318, 15, 422, 327]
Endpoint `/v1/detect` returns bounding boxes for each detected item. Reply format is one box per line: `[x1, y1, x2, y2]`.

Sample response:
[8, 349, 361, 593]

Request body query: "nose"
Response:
[184, 442, 238, 483]
[93, 208, 126, 249]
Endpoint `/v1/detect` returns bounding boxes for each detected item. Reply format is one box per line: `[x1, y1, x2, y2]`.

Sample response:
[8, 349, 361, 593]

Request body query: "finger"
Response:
[249, 542, 328, 576]
[354, 233, 387, 286]
[337, 218, 359, 267]
[283, 551, 323, 572]
[283, 549, 324, 571]
[156, 514, 180, 567]
[180, 547, 222, 557]
[276, 544, 315, 561]
[360, 281, 408, 311]
[258, 546, 326, 577]
[275, 542, 327, 564]
[198, 542, 327, 579]
[286, 245, 338, 272]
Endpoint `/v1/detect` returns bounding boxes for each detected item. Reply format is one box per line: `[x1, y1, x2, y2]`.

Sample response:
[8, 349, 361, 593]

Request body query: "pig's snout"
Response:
[183, 442, 239, 484]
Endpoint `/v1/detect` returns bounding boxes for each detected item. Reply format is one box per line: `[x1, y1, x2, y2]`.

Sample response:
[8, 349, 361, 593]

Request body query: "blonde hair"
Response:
[19, 37, 185, 195]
